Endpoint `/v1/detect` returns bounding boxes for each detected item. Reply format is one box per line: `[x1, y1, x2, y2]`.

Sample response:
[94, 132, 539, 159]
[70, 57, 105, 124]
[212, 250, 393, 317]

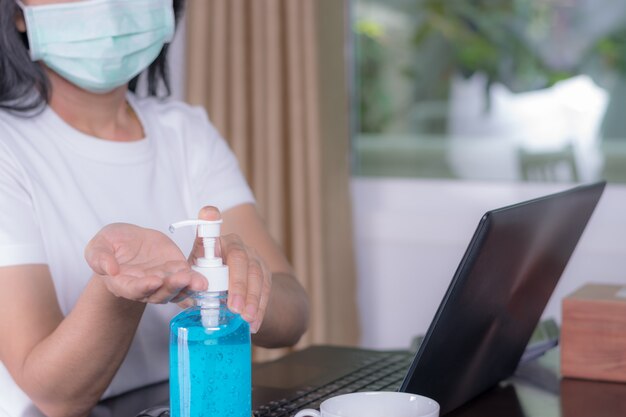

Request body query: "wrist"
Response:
[90, 274, 146, 314]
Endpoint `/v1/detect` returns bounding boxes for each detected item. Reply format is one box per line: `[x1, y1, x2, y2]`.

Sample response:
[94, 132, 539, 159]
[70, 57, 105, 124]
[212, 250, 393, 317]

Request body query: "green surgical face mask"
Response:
[17, 0, 175, 93]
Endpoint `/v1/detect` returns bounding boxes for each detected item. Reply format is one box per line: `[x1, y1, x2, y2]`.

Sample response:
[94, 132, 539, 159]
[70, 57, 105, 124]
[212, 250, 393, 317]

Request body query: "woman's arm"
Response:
[252, 271, 310, 347]
[0, 224, 206, 417]
[221, 204, 309, 347]
[0, 265, 145, 417]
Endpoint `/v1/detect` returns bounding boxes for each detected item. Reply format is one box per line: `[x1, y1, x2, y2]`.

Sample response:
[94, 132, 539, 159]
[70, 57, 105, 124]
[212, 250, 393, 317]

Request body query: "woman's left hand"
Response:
[85, 223, 207, 304]
[188, 206, 272, 333]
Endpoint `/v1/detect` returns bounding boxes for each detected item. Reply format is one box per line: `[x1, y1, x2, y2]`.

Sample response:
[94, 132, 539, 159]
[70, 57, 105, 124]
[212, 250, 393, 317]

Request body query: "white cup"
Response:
[293, 391, 440, 417]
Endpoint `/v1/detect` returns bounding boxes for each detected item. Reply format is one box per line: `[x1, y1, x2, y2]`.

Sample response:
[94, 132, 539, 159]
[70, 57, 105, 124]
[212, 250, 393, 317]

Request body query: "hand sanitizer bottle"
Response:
[168, 219, 251, 417]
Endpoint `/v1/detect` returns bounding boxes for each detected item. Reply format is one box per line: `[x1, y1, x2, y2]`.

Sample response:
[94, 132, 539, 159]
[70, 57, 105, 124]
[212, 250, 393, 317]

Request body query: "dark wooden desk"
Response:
[448, 349, 626, 417]
[93, 349, 626, 417]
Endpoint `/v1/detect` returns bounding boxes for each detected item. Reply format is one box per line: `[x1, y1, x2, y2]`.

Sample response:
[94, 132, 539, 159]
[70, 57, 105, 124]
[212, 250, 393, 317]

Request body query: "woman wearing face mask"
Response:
[0, 0, 310, 416]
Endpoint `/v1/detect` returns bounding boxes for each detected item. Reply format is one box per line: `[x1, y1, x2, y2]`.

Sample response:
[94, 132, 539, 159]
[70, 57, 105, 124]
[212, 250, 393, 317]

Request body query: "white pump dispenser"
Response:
[169, 219, 229, 292]
[169, 219, 229, 328]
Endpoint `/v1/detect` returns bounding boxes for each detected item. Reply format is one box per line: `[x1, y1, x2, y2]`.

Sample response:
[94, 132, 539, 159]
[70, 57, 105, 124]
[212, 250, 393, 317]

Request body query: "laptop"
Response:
[251, 181, 606, 416]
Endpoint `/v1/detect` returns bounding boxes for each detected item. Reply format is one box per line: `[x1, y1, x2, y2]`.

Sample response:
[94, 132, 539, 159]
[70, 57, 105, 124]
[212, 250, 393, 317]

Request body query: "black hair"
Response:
[0, 0, 186, 115]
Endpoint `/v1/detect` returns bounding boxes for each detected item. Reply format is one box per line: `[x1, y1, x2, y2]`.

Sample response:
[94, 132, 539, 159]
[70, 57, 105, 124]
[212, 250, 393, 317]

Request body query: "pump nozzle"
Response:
[169, 219, 229, 292]
[169, 219, 222, 238]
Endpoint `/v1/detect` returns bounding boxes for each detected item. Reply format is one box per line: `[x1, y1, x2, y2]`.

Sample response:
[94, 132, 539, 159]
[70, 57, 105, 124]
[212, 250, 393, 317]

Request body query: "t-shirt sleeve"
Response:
[186, 109, 255, 213]
[0, 143, 47, 267]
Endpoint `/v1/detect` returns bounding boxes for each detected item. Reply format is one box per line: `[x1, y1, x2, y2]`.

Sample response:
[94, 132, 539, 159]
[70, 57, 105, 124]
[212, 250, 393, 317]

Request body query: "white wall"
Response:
[352, 178, 626, 350]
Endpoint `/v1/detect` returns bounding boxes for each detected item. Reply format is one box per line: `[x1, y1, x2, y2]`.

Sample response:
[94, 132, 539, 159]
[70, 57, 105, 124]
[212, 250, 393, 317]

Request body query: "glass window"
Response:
[352, 0, 626, 183]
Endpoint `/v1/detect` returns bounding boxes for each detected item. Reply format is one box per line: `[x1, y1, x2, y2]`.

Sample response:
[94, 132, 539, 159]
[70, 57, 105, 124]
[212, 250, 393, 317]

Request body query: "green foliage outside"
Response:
[355, 0, 626, 134]
[408, 0, 575, 94]
[355, 20, 395, 133]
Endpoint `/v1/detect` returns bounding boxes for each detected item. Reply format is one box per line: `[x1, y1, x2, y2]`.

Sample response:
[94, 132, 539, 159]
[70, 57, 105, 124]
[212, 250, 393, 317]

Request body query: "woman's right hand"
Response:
[84, 223, 207, 304]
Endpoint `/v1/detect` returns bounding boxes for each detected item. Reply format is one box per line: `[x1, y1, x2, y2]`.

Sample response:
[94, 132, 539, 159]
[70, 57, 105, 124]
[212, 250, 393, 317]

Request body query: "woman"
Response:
[0, 0, 310, 416]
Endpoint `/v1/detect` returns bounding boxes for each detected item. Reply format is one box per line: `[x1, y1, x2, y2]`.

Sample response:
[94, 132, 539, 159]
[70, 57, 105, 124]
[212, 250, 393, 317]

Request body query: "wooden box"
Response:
[561, 283, 626, 382]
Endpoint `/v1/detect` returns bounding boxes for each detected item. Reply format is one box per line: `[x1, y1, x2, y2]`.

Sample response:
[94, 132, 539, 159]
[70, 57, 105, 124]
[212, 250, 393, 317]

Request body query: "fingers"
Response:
[252, 255, 272, 333]
[143, 262, 207, 304]
[171, 290, 193, 305]
[175, 297, 195, 309]
[221, 234, 272, 333]
[141, 262, 191, 303]
[101, 270, 161, 300]
[188, 236, 204, 265]
[103, 262, 207, 304]
[242, 257, 263, 323]
[222, 235, 248, 315]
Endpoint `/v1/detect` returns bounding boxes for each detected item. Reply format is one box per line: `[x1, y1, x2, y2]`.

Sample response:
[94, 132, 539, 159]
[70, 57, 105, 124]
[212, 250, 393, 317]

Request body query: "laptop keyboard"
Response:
[253, 352, 412, 417]
[134, 351, 412, 417]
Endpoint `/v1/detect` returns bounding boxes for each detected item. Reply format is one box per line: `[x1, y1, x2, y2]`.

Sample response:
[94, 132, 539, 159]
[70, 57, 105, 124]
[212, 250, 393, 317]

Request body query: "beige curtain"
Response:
[185, 0, 359, 361]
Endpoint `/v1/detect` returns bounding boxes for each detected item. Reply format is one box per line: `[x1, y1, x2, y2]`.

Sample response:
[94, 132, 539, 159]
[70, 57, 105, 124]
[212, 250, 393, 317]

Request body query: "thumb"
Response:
[198, 206, 222, 222]
[85, 235, 120, 276]
[97, 252, 120, 276]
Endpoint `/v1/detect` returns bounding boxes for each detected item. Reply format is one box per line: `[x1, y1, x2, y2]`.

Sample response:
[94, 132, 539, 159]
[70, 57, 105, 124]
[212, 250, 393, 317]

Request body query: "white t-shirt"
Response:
[0, 93, 255, 417]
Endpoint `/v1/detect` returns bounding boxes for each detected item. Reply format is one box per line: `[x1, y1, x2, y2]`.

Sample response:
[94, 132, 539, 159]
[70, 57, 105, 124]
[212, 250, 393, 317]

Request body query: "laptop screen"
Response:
[400, 182, 605, 414]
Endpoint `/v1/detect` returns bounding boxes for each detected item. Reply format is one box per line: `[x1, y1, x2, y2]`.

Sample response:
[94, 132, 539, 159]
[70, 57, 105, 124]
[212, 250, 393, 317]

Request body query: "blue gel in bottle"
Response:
[170, 292, 251, 417]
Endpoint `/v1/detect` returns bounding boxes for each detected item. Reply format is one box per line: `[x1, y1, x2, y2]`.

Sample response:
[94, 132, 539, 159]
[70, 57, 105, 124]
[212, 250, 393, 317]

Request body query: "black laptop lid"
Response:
[400, 182, 606, 414]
